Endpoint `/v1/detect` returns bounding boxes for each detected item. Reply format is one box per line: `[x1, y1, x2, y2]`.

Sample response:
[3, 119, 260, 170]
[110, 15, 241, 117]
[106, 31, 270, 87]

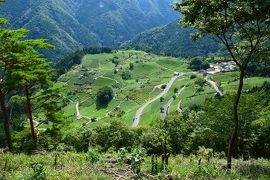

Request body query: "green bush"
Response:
[96, 86, 114, 107]
[130, 148, 146, 174]
[86, 149, 101, 163]
[112, 58, 120, 66]
[160, 97, 164, 102]
[117, 147, 146, 174]
[95, 121, 135, 151]
[158, 111, 197, 154]
[190, 74, 197, 79]
[13, 129, 36, 153]
[30, 163, 46, 180]
[140, 128, 166, 155]
[62, 128, 95, 152]
[161, 84, 167, 89]
[188, 58, 210, 71]
[121, 70, 131, 80]
[129, 63, 134, 70]
[195, 78, 206, 87]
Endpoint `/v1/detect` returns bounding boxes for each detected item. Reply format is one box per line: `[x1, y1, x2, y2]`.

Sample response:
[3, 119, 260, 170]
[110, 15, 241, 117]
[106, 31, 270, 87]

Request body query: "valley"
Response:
[54, 50, 270, 130]
[1, 1, 270, 179]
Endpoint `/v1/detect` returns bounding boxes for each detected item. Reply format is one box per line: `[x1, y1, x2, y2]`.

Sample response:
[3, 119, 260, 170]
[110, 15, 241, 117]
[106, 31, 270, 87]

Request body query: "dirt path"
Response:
[96, 76, 119, 84]
[76, 96, 128, 126]
[76, 102, 82, 120]
[150, 84, 163, 93]
[177, 100, 183, 113]
[85, 97, 128, 125]
[160, 86, 185, 119]
[76, 102, 92, 120]
[132, 73, 184, 127]
[205, 76, 224, 96]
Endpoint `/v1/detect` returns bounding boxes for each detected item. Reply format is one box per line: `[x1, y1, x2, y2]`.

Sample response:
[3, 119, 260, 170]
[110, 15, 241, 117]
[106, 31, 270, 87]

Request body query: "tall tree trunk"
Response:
[0, 82, 13, 151]
[227, 69, 245, 169]
[24, 85, 36, 144]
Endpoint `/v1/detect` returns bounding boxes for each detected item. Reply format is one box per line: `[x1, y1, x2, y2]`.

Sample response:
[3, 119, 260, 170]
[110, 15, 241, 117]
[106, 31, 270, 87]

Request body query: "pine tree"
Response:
[0, 14, 53, 148]
[0, 19, 27, 151]
[5, 38, 53, 145]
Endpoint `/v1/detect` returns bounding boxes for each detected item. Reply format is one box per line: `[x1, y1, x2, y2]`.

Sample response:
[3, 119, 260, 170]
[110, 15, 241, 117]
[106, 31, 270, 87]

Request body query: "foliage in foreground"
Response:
[1, 82, 269, 161]
[1, 150, 270, 179]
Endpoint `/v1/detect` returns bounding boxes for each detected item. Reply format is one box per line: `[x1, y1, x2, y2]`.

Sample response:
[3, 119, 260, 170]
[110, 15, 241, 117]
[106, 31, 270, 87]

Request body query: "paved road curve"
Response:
[132, 73, 184, 127]
[205, 76, 224, 96]
[160, 86, 185, 119]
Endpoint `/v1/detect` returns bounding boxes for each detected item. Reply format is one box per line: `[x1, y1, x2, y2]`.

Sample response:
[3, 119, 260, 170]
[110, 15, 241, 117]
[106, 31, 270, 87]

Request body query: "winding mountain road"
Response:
[160, 86, 185, 119]
[132, 73, 184, 127]
[205, 76, 224, 96]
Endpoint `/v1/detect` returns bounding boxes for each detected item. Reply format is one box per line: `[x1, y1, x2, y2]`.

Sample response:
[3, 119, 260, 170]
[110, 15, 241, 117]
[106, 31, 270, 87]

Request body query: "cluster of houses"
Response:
[205, 61, 236, 74]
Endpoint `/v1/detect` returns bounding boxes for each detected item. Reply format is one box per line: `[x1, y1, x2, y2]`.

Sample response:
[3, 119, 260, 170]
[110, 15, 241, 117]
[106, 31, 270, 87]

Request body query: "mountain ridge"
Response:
[122, 21, 225, 57]
[0, 0, 178, 60]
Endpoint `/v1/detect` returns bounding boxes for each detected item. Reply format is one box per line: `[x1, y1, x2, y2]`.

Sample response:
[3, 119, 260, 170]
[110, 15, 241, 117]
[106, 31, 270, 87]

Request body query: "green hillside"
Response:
[122, 21, 225, 57]
[56, 50, 189, 127]
[0, 0, 178, 60]
[54, 50, 270, 129]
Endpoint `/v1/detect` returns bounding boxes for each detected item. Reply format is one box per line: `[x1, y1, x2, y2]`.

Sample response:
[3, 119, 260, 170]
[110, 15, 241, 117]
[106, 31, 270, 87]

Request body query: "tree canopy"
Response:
[0, 16, 55, 149]
[173, 0, 270, 169]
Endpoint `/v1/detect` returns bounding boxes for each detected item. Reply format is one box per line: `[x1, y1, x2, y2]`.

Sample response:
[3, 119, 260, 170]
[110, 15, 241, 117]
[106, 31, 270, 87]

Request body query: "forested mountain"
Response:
[122, 21, 225, 57]
[0, 0, 178, 60]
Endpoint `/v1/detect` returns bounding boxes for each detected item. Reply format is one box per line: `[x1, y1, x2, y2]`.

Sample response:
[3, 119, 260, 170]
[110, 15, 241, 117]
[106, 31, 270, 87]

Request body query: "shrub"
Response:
[140, 128, 166, 155]
[158, 111, 196, 154]
[197, 87, 204, 93]
[129, 63, 134, 70]
[112, 58, 120, 66]
[160, 97, 164, 102]
[190, 74, 197, 79]
[117, 147, 129, 162]
[188, 58, 210, 71]
[195, 78, 206, 87]
[86, 149, 101, 163]
[130, 148, 146, 174]
[96, 86, 114, 106]
[13, 129, 36, 153]
[117, 148, 146, 174]
[161, 84, 167, 89]
[122, 70, 131, 80]
[95, 121, 135, 151]
[62, 128, 95, 152]
[30, 163, 46, 180]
